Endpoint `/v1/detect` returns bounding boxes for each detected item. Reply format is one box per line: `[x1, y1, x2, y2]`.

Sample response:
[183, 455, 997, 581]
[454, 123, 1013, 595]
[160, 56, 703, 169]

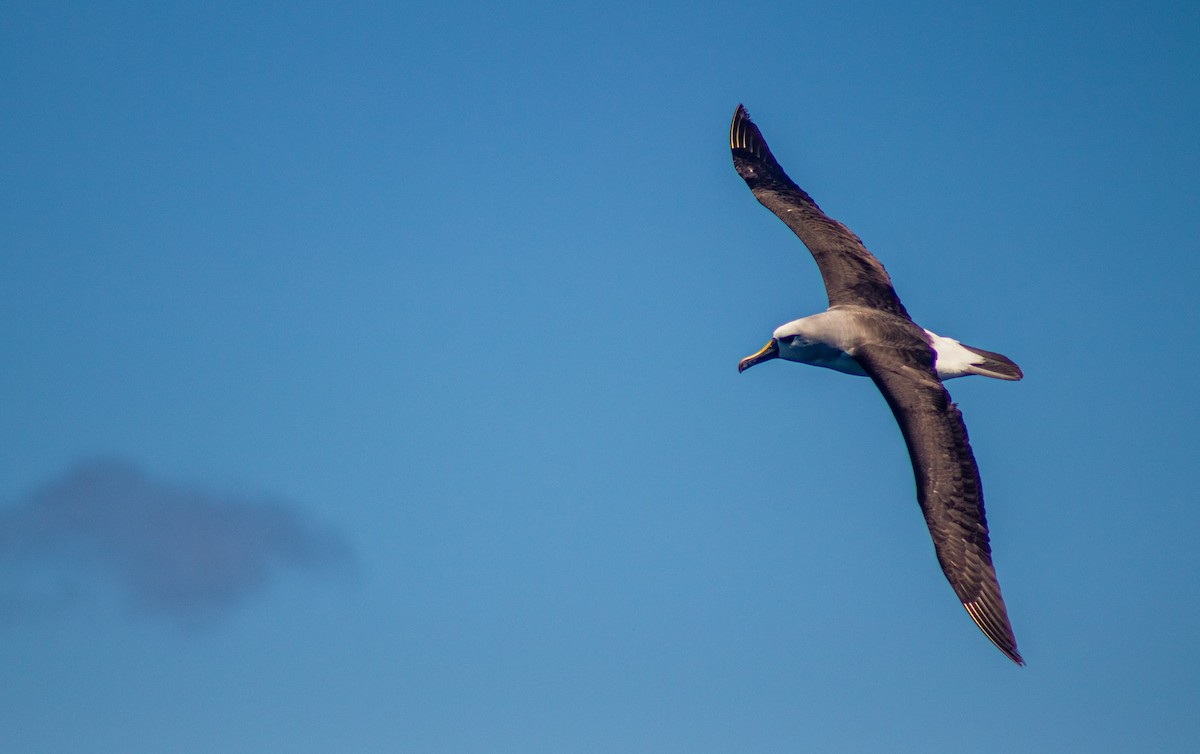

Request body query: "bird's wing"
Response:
[730, 105, 910, 319]
[853, 339, 1023, 665]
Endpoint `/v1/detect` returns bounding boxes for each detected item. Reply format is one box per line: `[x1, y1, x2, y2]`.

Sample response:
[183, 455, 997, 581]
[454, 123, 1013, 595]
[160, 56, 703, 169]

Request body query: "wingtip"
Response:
[963, 600, 1024, 666]
[995, 639, 1026, 667]
[1002, 646, 1026, 667]
[730, 104, 749, 150]
[730, 104, 764, 156]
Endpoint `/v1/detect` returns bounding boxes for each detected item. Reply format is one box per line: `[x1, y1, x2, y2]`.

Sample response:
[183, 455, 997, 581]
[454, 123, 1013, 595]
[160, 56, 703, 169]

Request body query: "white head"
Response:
[738, 318, 813, 372]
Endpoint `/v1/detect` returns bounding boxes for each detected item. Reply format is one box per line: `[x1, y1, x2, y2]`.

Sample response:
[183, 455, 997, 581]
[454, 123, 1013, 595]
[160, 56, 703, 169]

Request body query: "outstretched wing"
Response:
[853, 339, 1023, 665]
[730, 105, 910, 319]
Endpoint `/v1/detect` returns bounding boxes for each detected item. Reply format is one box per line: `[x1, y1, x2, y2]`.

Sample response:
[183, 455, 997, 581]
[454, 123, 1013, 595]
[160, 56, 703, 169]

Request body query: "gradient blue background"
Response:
[3, 1, 1198, 751]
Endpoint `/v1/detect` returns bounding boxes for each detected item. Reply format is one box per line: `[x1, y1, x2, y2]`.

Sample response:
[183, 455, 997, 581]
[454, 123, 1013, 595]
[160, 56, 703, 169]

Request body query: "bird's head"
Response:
[739, 319, 820, 372]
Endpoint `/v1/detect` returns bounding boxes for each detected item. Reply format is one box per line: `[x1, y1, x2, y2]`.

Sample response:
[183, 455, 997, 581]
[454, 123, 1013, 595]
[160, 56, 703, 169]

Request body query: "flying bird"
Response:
[730, 104, 1025, 665]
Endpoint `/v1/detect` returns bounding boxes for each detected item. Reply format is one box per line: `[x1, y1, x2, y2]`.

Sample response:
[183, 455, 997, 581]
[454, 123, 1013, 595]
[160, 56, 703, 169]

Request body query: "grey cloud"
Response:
[0, 459, 351, 622]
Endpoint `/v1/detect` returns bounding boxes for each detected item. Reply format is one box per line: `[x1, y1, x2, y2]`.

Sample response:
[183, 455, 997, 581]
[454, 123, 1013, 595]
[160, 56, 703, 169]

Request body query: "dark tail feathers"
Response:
[962, 344, 1024, 381]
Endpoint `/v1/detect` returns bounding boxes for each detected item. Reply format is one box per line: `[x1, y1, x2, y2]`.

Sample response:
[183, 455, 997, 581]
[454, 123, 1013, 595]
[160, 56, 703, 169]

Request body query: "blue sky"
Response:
[2, 1, 1198, 751]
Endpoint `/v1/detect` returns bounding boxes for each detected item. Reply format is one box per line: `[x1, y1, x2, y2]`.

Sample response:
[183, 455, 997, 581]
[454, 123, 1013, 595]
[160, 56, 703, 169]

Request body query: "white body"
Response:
[771, 311, 997, 381]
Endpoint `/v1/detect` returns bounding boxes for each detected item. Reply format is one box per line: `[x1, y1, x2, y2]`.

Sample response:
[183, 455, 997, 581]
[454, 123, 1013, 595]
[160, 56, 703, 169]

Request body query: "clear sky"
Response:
[2, 1, 1198, 751]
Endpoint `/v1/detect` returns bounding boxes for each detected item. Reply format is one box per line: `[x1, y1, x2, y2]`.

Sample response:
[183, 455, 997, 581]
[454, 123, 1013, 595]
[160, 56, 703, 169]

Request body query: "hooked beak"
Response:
[738, 339, 779, 373]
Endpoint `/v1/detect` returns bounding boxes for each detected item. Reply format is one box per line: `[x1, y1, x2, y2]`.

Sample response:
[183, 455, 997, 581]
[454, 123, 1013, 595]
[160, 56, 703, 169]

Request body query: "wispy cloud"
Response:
[0, 459, 351, 623]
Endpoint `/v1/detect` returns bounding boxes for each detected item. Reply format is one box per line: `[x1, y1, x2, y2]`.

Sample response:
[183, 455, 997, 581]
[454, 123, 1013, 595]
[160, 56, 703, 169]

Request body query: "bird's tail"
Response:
[960, 344, 1024, 381]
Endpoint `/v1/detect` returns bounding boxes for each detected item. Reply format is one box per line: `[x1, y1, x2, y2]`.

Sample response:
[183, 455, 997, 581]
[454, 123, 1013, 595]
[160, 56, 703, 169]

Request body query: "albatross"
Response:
[730, 104, 1025, 665]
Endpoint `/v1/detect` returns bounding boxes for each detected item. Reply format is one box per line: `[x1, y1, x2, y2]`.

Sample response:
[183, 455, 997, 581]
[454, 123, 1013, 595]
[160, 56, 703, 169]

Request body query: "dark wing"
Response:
[853, 338, 1023, 665]
[730, 105, 910, 320]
